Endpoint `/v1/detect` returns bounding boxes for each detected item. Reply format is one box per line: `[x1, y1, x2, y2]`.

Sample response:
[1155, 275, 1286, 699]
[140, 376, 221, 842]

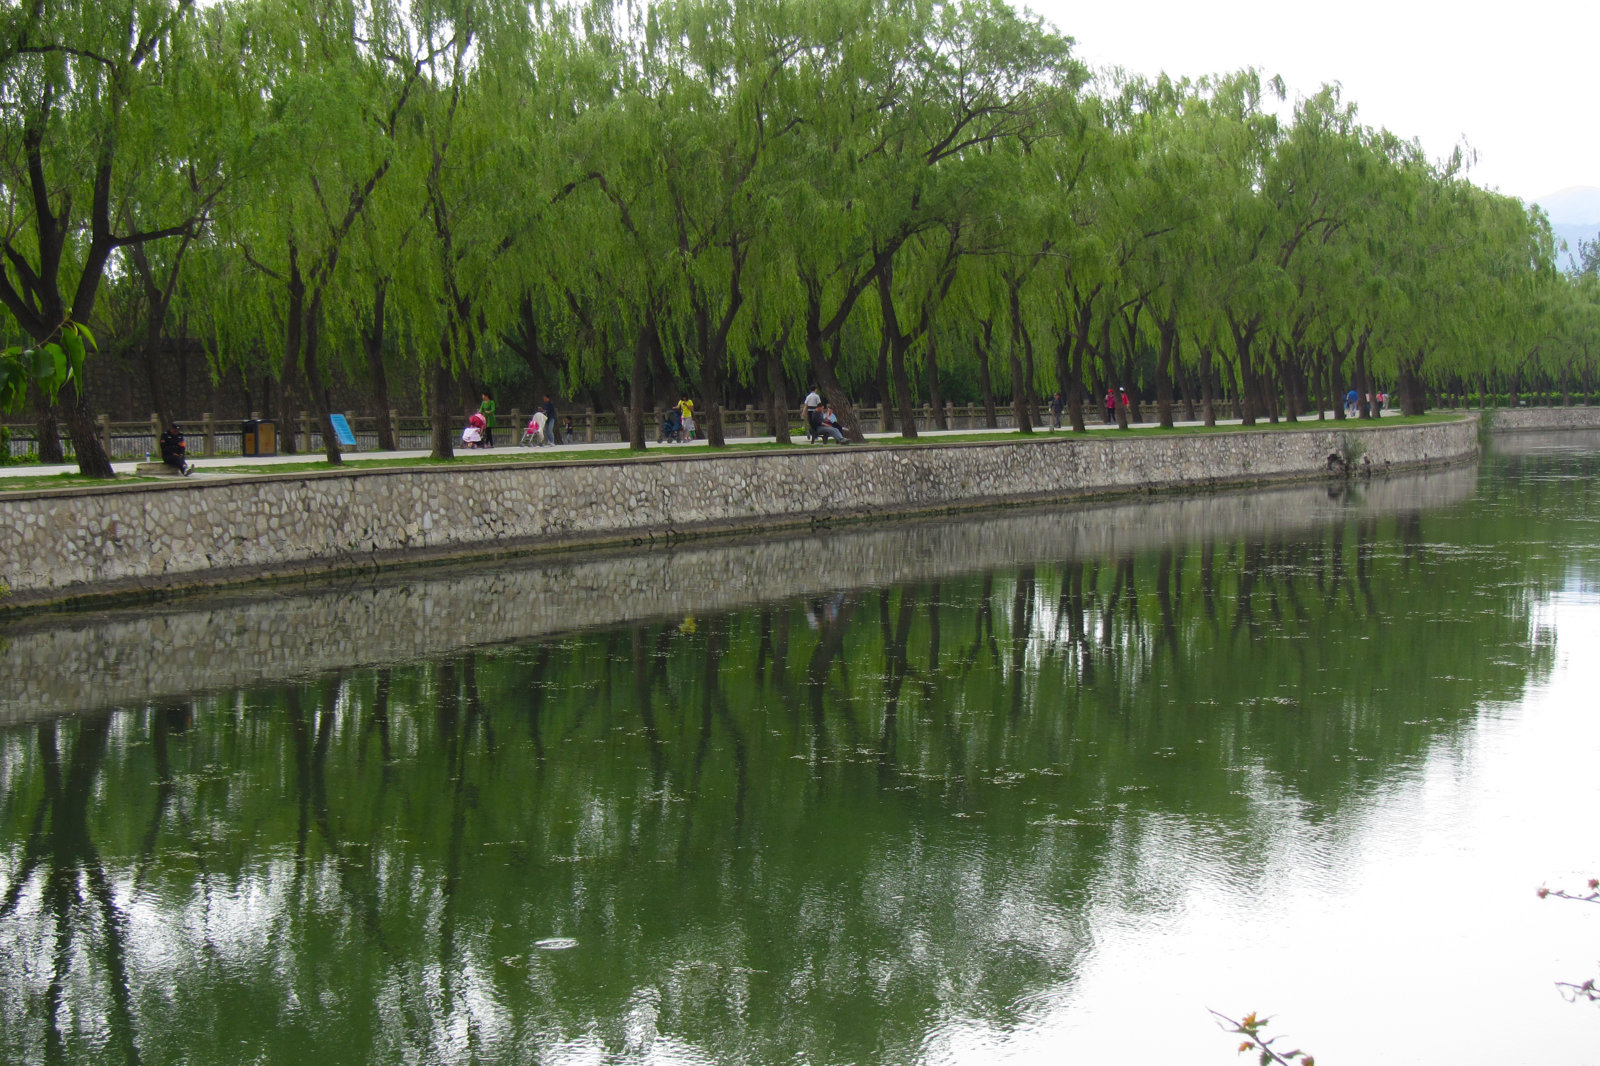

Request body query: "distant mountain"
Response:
[1553, 223, 1595, 272]
[1534, 186, 1600, 225]
[1532, 188, 1600, 272]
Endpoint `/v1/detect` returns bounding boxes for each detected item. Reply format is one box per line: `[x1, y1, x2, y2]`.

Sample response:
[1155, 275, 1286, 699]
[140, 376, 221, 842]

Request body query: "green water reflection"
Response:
[4, 435, 1600, 1064]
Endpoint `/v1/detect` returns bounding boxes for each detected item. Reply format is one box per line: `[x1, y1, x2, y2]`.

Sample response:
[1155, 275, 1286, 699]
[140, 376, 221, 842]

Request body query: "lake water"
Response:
[4, 431, 1600, 1064]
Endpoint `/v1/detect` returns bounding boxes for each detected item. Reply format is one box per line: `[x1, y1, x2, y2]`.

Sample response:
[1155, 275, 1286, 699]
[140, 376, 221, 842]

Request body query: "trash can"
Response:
[242, 419, 277, 457]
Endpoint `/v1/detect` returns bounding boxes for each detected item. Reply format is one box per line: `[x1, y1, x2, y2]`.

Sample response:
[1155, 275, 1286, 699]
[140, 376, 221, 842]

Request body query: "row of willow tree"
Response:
[4, 0, 1598, 475]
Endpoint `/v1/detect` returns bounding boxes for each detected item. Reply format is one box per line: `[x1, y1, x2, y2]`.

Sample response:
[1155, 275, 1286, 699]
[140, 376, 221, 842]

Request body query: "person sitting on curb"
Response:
[158, 424, 193, 476]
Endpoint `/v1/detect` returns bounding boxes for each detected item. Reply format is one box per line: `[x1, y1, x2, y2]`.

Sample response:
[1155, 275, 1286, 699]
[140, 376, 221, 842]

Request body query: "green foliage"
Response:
[0, 322, 95, 414]
[2, 0, 1592, 443]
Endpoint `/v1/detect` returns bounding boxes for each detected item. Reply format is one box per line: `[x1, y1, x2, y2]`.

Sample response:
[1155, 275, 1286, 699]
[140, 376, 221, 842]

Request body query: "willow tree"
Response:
[404, 0, 543, 459]
[1548, 273, 1600, 402]
[766, 0, 1080, 442]
[1361, 157, 1557, 415]
[214, 0, 449, 462]
[552, 53, 681, 451]
[633, 0, 823, 448]
[1109, 74, 1227, 429]
[0, 0, 231, 475]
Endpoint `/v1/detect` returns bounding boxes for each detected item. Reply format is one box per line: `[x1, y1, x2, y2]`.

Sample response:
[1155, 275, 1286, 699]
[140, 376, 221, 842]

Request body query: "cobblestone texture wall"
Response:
[1490, 407, 1600, 431]
[0, 418, 1478, 608]
[0, 464, 1479, 723]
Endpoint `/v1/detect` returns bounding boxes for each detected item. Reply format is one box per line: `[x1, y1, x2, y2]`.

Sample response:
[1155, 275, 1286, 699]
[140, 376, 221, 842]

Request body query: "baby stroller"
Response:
[522, 410, 548, 446]
[659, 409, 683, 443]
[462, 411, 486, 447]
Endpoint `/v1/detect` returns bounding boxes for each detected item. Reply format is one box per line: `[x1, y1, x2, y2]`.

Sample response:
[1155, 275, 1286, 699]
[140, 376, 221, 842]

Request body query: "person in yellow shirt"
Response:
[677, 394, 696, 440]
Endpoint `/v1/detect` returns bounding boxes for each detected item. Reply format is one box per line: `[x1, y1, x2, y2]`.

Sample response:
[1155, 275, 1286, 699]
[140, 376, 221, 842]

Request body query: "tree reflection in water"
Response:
[4, 452, 1596, 1065]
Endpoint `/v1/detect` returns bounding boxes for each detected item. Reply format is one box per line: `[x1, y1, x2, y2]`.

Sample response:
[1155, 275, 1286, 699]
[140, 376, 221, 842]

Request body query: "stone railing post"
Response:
[745, 404, 755, 437]
[202, 412, 215, 456]
[98, 414, 111, 456]
[150, 413, 161, 455]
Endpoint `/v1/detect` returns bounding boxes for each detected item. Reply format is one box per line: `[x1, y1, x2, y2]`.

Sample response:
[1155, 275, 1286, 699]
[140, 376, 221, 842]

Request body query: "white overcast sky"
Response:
[1019, 0, 1598, 210]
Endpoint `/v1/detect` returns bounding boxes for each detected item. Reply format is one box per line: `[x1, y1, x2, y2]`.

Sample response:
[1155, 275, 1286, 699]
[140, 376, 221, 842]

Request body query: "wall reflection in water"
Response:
[2, 454, 1591, 1065]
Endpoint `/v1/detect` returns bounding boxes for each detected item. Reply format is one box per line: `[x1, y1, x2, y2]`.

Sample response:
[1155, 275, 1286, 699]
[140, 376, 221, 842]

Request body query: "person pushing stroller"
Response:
[523, 410, 549, 446]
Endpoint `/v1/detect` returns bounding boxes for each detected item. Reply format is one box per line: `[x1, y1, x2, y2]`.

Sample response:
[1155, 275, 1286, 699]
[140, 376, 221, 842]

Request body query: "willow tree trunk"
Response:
[875, 337, 896, 435]
[1154, 311, 1177, 429]
[60, 389, 114, 477]
[1006, 284, 1034, 434]
[802, 302, 865, 442]
[927, 335, 947, 430]
[977, 323, 998, 428]
[32, 407, 64, 464]
[1399, 348, 1427, 415]
[429, 355, 457, 459]
[363, 282, 397, 451]
[301, 300, 342, 465]
[628, 318, 653, 451]
[761, 346, 792, 443]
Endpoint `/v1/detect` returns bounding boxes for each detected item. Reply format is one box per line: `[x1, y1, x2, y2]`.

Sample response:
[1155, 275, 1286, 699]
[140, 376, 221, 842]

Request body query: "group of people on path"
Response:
[1045, 388, 1131, 429]
[803, 387, 850, 443]
[461, 391, 563, 449]
[1344, 388, 1387, 417]
[660, 394, 698, 443]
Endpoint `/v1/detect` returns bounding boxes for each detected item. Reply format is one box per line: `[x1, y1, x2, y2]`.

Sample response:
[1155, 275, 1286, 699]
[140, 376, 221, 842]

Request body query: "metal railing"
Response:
[7, 395, 1575, 460]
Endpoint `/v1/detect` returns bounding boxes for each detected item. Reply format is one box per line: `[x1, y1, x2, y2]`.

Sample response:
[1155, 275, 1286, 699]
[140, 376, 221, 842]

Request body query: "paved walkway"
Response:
[7, 411, 1396, 479]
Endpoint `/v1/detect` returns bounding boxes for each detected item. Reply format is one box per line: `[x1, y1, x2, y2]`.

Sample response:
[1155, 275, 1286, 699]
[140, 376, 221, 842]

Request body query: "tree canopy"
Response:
[0, 0, 1587, 472]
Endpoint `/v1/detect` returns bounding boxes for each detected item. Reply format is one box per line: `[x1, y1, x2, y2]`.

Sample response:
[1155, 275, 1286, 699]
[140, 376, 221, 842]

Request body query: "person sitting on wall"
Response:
[816, 404, 847, 444]
[158, 424, 193, 476]
[806, 402, 828, 442]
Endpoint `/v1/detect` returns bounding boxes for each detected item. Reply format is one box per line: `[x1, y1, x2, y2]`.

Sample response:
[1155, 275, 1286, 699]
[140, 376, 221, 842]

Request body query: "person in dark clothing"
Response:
[540, 395, 558, 445]
[158, 424, 192, 476]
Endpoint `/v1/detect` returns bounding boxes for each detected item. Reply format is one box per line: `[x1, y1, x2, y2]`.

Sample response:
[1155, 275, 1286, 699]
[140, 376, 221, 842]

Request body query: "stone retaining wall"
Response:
[1490, 407, 1600, 431]
[0, 417, 1478, 609]
[0, 464, 1480, 724]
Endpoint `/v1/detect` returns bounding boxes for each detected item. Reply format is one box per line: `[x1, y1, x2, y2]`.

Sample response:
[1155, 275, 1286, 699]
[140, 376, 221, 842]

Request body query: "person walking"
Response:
[1049, 390, 1064, 430]
[1104, 387, 1116, 424]
[539, 395, 557, 445]
[477, 390, 496, 449]
[803, 386, 822, 421]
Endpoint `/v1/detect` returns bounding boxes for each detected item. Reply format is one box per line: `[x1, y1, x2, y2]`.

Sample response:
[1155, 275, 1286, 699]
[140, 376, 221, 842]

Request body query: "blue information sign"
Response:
[328, 414, 358, 449]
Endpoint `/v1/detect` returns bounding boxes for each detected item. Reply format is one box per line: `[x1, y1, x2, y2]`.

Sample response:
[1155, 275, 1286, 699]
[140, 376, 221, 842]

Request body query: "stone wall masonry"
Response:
[1490, 407, 1600, 431]
[0, 463, 1480, 724]
[0, 417, 1479, 610]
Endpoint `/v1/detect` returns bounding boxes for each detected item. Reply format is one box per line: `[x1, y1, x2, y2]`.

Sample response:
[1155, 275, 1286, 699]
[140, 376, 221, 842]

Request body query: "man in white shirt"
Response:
[802, 387, 823, 441]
